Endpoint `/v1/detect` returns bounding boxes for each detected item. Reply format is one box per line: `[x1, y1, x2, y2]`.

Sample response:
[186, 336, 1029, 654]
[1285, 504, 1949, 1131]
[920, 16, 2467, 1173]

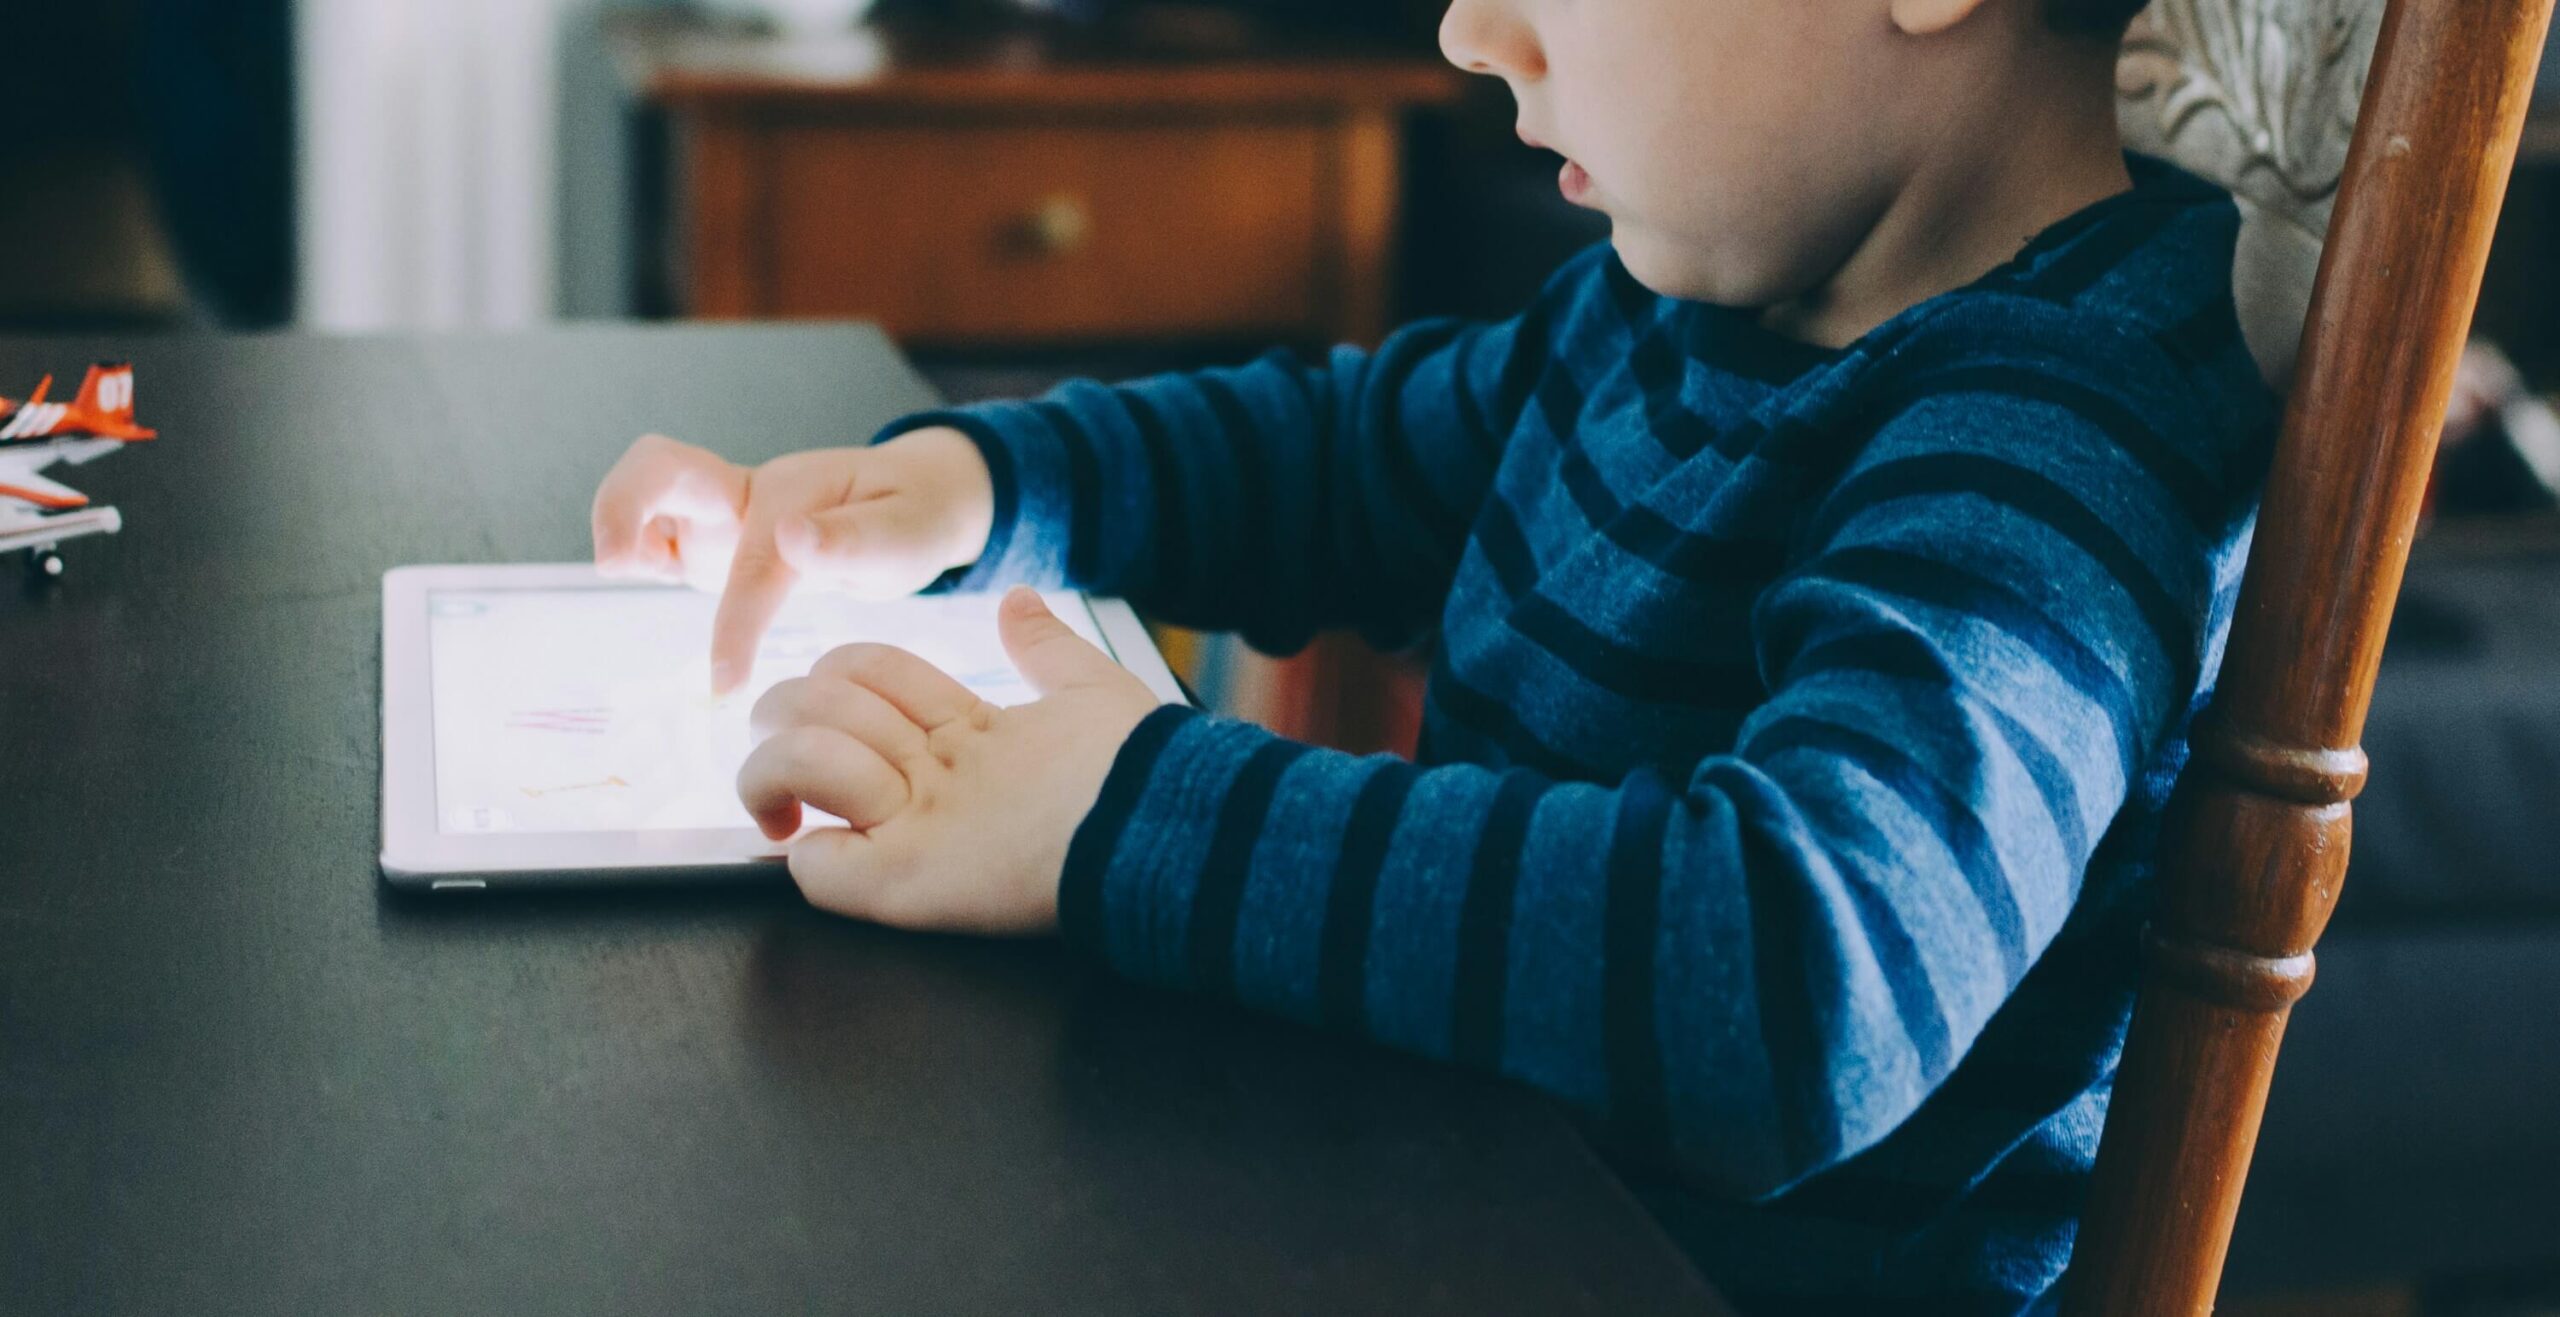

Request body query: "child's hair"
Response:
[2046, 0, 2150, 37]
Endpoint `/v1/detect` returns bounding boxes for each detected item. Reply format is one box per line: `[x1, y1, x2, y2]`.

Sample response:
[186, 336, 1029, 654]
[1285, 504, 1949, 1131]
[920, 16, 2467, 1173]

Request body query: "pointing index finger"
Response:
[710, 466, 802, 694]
[711, 539, 795, 695]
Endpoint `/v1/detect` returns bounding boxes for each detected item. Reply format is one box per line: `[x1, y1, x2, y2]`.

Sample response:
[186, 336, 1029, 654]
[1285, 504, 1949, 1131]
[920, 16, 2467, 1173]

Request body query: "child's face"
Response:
[1442, 0, 1929, 308]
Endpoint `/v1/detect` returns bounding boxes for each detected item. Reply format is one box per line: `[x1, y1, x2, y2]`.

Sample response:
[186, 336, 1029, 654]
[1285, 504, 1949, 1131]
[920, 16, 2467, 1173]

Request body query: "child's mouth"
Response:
[1560, 160, 1594, 206]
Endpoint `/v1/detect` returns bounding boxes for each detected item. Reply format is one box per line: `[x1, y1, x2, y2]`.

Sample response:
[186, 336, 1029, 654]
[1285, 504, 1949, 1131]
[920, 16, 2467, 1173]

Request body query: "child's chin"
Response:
[1608, 233, 1725, 306]
[1612, 230, 1804, 312]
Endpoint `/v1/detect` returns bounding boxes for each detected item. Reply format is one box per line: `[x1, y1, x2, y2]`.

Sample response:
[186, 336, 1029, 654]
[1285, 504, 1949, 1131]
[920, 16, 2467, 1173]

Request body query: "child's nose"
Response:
[1438, 0, 1546, 82]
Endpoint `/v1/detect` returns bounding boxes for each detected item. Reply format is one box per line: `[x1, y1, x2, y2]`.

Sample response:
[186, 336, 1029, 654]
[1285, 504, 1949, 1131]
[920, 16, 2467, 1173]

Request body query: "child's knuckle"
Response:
[749, 678, 805, 727]
[816, 641, 894, 680]
[776, 727, 833, 780]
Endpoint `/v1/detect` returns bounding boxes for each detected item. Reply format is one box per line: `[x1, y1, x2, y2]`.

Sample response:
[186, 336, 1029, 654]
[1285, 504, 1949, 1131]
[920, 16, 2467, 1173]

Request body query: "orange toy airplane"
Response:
[1, 363, 157, 579]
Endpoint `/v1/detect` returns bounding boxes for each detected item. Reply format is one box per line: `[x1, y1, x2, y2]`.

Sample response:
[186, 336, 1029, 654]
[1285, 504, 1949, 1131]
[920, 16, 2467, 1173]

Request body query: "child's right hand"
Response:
[590, 427, 996, 693]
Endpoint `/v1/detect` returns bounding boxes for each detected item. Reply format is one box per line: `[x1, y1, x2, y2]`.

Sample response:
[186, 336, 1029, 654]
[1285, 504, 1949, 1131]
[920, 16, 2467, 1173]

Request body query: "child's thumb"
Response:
[996, 586, 1120, 696]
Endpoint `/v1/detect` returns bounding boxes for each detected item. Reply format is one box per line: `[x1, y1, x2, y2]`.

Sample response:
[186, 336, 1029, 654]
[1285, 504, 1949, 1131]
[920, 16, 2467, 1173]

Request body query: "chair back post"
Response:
[2063, 0, 2556, 1312]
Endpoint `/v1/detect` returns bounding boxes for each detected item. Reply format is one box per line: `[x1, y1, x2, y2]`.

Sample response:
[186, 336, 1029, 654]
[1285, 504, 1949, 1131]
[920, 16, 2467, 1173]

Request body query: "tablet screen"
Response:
[424, 587, 1109, 835]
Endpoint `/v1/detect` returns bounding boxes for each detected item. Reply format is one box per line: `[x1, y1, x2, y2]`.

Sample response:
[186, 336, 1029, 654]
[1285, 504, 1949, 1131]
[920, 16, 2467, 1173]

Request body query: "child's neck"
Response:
[1759, 51, 2134, 350]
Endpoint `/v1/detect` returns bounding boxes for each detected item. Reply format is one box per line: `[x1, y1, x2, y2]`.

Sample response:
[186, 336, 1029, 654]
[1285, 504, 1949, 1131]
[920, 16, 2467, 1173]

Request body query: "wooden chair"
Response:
[2066, 0, 2557, 1311]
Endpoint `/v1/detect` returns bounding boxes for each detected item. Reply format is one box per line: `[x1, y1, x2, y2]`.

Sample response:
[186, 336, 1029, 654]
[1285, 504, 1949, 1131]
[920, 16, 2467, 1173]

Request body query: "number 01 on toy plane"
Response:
[0, 363, 156, 580]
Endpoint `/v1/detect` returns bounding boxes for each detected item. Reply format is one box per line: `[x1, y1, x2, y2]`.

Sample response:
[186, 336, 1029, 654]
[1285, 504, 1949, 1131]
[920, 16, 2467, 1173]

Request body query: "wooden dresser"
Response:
[625, 19, 1462, 349]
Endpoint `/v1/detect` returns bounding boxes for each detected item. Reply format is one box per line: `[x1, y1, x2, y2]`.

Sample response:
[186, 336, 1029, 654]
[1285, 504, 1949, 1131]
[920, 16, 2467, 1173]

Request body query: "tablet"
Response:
[380, 564, 1185, 890]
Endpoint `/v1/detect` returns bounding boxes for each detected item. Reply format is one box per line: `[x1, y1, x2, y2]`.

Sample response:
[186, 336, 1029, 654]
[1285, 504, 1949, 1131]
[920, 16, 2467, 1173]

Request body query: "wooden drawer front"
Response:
[760, 120, 1326, 342]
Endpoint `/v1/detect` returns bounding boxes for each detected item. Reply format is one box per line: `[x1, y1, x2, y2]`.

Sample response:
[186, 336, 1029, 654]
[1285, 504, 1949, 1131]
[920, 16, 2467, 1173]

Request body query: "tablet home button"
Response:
[429, 879, 489, 892]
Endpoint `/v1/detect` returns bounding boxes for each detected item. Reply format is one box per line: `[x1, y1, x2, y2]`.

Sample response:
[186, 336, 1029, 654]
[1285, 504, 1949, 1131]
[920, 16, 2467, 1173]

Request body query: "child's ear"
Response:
[1888, 0, 1994, 36]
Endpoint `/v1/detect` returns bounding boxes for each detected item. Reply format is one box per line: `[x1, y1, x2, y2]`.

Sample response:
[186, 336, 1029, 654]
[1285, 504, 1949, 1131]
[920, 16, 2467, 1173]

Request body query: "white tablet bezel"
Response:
[380, 564, 1187, 891]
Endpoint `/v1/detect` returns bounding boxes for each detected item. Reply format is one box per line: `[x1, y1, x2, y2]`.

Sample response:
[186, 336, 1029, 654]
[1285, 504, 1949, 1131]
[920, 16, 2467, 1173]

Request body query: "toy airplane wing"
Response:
[0, 504, 119, 560]
[0, 450, 89, 509]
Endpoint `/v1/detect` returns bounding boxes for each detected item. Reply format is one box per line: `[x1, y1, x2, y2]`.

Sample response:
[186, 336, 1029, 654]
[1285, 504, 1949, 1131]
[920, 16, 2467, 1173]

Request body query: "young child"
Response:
[591, 0, 2275, 1308]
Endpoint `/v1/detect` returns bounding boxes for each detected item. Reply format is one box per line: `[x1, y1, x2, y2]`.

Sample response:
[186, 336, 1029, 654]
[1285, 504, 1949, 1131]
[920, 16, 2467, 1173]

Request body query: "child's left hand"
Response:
[737, 586, 1165, 935]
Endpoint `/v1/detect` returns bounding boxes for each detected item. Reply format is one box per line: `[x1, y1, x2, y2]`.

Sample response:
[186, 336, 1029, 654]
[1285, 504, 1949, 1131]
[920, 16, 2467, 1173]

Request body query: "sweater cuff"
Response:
[1059, 703, 1288, 989]
[869, 405, 1070, 594]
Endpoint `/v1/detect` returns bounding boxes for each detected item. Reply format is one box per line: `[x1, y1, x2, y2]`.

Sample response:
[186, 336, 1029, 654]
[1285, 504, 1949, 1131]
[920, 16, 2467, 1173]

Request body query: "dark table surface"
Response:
[0, 326, 1721, 1315]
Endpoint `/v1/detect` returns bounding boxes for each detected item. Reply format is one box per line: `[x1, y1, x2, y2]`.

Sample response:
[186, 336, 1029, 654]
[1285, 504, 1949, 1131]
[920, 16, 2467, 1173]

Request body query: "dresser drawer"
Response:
[742, 118, 1328, 343]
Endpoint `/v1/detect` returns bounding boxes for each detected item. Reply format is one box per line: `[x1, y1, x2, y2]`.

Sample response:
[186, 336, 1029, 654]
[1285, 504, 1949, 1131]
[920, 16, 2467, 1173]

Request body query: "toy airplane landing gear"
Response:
[3, 506, 122, 586]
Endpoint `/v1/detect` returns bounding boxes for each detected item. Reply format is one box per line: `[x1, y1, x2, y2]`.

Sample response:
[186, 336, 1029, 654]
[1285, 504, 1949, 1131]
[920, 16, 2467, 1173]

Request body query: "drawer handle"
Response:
[1019, 194, 1093, 256]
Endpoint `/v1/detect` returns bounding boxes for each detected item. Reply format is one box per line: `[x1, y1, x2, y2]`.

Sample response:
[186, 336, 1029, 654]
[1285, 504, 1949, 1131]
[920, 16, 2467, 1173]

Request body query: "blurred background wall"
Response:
[0, 0, 291, 329]
[298, 0, 566, 329]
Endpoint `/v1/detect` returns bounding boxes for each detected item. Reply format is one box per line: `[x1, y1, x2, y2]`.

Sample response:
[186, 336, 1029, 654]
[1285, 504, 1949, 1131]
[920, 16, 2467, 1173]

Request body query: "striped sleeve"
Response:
[872, 250, 1607, 654]
[1056, 336, 2236, 1198]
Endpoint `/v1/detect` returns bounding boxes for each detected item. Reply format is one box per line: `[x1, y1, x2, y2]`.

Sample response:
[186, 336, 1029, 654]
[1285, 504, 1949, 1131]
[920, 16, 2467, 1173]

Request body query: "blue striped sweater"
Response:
[883, 154, 2276, 1313]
